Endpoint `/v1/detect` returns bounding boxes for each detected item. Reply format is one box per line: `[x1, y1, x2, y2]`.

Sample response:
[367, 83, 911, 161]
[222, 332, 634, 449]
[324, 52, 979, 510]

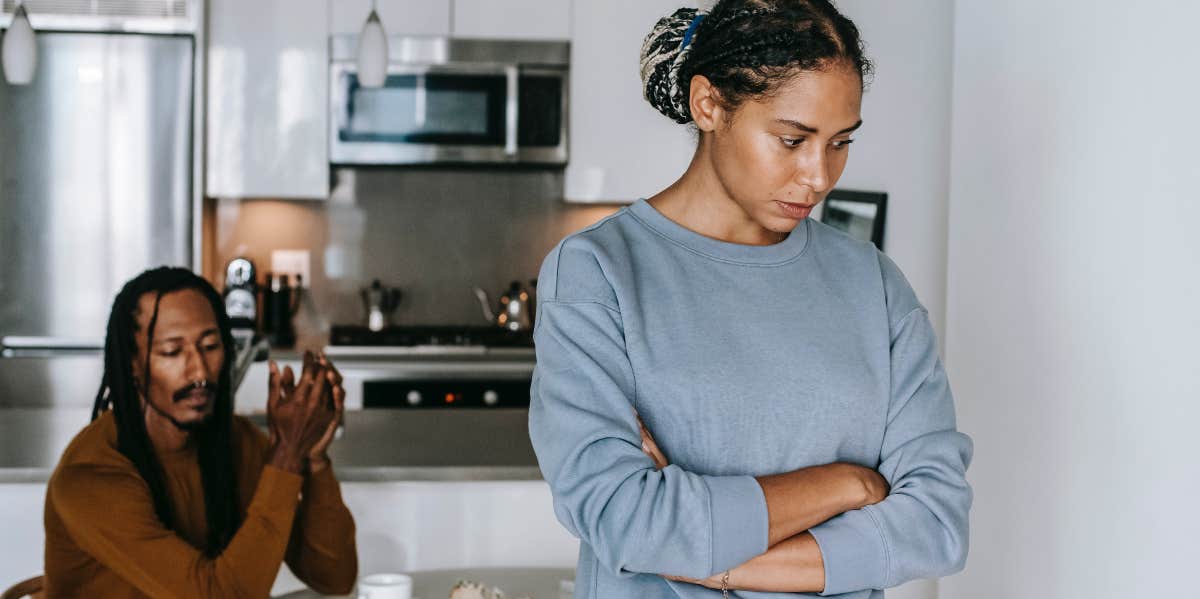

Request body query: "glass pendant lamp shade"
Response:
[2, 3, 37, 85]
[357, 9, 388, 89]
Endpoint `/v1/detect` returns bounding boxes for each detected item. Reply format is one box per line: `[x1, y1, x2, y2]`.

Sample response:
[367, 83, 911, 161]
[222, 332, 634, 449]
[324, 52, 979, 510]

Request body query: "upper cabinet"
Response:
[206, 0, 329, 199]
[565, 1, 695, 203]
[205, 0, 691, 202]
[452, 0, 570, 40]
[330, 0, 452, 36]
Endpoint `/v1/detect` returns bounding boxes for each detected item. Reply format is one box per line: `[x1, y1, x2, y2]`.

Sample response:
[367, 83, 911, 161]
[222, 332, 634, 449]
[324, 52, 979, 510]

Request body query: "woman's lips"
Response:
[776, 200, 815, 219]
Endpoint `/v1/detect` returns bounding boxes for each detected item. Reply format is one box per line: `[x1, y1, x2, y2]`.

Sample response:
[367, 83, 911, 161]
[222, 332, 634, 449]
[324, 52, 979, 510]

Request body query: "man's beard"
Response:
[146, 380, 218, 432]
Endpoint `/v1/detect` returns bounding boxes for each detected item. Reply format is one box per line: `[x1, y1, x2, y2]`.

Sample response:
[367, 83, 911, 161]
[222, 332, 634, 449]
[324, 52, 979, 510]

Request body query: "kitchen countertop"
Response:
[0, 408, 542, 483]
[270, 346, 537, 362]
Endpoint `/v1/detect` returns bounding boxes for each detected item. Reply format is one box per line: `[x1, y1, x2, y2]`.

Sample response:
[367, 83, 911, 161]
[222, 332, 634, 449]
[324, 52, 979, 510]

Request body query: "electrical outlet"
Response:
[271, 249, 311, 287]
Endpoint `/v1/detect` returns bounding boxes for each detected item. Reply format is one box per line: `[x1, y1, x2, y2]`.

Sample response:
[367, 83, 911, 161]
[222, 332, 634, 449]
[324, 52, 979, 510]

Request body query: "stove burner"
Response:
[330, 325, 533, 348]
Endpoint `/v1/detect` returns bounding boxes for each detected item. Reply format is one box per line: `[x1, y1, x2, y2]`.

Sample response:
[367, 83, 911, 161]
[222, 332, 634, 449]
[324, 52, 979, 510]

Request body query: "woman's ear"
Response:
[688, 74, 726, 132]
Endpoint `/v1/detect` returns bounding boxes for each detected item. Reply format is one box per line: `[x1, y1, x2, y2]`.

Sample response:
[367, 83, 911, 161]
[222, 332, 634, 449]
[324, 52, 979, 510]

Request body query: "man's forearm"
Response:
[756, 463, 871, 546]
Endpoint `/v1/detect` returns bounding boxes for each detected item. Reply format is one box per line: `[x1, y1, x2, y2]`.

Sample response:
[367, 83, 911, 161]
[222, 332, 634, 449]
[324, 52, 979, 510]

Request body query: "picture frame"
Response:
[820, 189, 888, 250]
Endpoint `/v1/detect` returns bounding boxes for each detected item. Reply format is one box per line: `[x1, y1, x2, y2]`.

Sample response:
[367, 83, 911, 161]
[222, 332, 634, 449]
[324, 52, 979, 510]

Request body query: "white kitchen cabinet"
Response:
[206, 0, 329, 199]
[329, 0, 452, 36]
[565, 0, 696, 203]
[452, 0, 570, 40]
[0, 484, 47, 589]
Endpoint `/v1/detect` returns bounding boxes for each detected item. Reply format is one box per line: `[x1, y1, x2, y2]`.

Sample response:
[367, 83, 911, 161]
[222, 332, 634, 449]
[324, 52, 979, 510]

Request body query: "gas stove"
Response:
[329, 325, 533, 349]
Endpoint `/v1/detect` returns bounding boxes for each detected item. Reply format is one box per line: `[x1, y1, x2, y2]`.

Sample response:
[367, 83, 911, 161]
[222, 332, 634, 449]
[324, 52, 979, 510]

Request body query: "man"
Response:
[43, 267, 357, 598]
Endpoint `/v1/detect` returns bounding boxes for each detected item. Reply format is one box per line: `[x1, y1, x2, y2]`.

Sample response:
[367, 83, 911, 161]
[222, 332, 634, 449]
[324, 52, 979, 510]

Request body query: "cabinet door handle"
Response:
[505, 65, 519, 156]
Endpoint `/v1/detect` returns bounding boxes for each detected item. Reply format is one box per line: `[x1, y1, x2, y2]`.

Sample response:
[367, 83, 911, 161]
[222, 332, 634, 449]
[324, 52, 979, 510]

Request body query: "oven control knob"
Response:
[406, 390, 422, 406]
[483, 390, 499, 406]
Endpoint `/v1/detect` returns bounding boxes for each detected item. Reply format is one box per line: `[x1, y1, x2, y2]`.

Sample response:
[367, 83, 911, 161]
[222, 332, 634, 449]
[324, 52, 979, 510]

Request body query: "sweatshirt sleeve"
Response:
[284, 466, 359, 595]
[233, 411, 358, 595]
[528, 243, 769, 580]
[808, 255, 974, 595]
[50, 462, 303, 599]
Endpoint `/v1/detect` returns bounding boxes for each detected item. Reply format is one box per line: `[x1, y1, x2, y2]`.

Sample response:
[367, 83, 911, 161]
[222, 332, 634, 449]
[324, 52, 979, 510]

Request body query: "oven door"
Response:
[330, 62, 517, 164]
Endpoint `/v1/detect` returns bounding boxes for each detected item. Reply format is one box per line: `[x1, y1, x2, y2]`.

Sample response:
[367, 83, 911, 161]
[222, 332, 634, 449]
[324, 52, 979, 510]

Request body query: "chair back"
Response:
[0, 576, 44, 599]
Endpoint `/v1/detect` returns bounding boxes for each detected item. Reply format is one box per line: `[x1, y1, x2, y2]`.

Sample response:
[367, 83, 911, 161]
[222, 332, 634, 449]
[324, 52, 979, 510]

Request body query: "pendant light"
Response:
[2, 1, 37, 85]
[356, 0, 388, 89]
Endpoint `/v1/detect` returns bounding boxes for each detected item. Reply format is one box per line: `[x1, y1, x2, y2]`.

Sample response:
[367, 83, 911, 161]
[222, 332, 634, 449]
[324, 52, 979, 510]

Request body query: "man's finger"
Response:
[327, 384, 345, 420]
[268, 360, 279, 422]
[308, 365, 331, 408]
[331, 384, 345, 413]
[295, 360, 321, 399]
[300, 350, 314, 382]
[268, 360, 280, 400]
[319, 352, 344, 385]
[281, 365, 296, 400]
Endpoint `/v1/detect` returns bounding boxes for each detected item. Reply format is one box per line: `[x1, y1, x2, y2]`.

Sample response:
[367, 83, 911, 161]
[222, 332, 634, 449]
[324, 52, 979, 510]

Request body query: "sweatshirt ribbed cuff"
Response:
[809, 506, 890, 595]
[703, 475, 769, 575]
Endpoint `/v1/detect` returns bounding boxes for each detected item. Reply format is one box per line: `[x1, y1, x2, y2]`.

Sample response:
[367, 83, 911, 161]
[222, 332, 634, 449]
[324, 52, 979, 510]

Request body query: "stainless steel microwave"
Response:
[329, 36, 569, 166]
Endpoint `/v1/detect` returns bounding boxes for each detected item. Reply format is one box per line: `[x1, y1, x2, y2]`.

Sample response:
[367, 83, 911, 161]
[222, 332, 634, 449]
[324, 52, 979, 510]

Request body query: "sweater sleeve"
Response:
[50, 462, 303, 599]
[528, 243, 769, 580]
[284, 466, 359, 594]
[808, 255, 974, 595]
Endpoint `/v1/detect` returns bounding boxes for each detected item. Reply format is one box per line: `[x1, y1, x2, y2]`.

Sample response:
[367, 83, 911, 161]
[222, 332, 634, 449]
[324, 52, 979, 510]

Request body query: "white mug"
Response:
[357, 573, 413, 599]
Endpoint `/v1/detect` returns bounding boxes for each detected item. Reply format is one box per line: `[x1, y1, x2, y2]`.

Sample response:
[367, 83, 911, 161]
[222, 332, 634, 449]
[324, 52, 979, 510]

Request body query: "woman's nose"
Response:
[793, 148, 832, 194]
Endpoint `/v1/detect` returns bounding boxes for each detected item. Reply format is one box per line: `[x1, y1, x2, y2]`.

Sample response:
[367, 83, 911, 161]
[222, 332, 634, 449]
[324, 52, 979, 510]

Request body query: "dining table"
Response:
[277, 567, 575, 599]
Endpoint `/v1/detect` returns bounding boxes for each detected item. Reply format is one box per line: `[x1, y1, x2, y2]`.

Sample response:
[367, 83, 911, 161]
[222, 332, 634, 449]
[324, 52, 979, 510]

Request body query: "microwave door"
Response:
[330, 64, 514, 165]
[516, 67, 569, 165]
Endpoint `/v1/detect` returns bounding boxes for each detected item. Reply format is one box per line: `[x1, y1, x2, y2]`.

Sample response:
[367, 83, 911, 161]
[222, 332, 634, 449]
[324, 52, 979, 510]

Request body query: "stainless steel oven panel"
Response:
[322, 355, 535, 411]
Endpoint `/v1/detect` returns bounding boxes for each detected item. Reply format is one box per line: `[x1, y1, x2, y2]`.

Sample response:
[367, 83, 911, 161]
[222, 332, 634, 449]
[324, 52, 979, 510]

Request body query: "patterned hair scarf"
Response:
[640, 8, 707, 123]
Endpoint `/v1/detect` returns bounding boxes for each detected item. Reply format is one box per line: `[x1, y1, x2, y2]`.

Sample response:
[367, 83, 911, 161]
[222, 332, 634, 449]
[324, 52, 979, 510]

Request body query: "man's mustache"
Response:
[172, 380, 218, 403]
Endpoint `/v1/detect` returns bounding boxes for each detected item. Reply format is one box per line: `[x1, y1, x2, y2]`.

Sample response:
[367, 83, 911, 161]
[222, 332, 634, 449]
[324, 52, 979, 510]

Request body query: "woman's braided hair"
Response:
[640, 0, 872, 124]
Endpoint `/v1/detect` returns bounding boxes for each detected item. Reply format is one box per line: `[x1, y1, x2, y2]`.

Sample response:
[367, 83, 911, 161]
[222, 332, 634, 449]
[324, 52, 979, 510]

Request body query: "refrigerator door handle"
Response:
[0, 336, 105, 357]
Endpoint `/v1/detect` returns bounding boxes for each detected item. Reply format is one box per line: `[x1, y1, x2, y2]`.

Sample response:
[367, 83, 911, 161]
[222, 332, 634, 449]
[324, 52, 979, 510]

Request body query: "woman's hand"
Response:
[307, 352, 345, 474]
[636, 413, 668, 470]
[662, 572, 724, 589]
[266, 352, 336, 474]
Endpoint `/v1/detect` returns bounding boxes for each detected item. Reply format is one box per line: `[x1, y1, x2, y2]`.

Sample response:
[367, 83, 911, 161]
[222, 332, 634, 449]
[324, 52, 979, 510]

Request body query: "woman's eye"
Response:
[780, 137, 804, 148]
[203, 344, 222, 352]
[832, 138, 856, 150]
[159, 350, 181, 357]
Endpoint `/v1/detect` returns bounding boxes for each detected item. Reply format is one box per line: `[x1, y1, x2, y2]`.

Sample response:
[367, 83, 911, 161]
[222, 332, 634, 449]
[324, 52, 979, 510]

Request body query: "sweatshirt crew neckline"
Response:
[628, 198, 811, 266]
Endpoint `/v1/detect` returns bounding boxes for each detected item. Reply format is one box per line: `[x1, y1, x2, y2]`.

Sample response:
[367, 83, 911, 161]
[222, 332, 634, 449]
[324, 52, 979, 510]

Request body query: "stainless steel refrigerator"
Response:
[0, 32, 196, 407]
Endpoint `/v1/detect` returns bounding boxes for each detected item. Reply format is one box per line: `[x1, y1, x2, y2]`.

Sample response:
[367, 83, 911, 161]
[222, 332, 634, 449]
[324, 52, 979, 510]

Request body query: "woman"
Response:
[528, 1, 972, 597]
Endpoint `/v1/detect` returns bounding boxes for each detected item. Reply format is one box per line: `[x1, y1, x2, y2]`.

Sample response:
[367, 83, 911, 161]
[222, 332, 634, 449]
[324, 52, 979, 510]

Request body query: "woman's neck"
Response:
[648, 144, 787, 246]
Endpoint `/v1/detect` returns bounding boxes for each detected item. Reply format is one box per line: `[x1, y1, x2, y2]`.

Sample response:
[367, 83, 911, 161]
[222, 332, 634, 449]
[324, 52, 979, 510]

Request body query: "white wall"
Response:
[834, 0, 956, 346]
[942, 2, 1200, 597]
